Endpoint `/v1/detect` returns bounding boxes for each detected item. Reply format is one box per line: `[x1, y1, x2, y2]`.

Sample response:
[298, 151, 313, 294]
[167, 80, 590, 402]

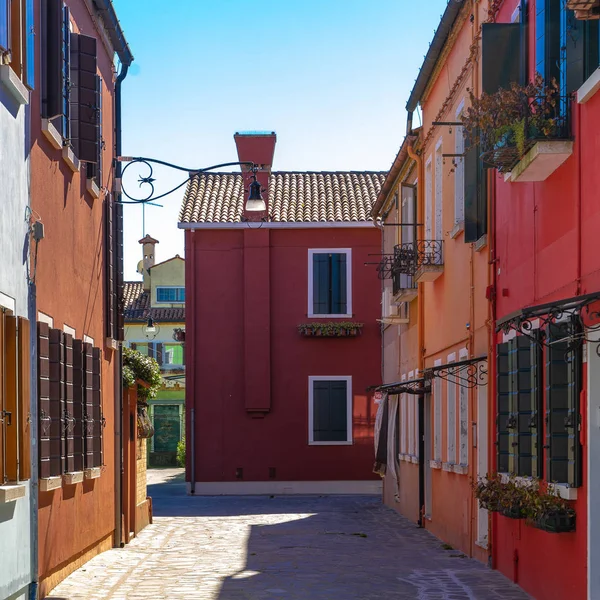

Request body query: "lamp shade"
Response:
[246, 177, 266, 212]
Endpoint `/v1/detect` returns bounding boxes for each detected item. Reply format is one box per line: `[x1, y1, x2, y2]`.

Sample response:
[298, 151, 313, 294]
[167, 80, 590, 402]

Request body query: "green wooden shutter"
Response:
[514, 335, 542, 477]
[313, 381, 331, 441]
[482, 23, 523, 94]
[464, 143, 479, 243]
[313, 380, 348, 442]
[496, 342, 511, 473]
[546, 321, 582, 487]
[312, 254, 329, 314]
[331, 253, 347, 314]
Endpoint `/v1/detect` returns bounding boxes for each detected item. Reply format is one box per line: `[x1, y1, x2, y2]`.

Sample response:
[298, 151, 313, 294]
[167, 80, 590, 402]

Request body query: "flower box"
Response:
[298, 322, 363, 338]
[534, 512, 576, 534]
[501, 506, 525, 519]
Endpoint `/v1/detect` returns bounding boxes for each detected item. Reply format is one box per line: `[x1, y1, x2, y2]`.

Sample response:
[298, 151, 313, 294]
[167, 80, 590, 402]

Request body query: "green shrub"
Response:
[176, 437, 186, 468]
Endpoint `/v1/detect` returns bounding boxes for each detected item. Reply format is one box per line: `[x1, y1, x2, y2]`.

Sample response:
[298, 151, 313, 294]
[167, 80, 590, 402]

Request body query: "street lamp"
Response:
[143, 316, 159, 340]
[115, 157, 265, 210]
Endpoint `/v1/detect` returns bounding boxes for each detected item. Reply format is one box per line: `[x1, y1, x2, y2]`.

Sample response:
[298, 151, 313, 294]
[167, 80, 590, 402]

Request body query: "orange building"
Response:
[372, 0, 493, 562]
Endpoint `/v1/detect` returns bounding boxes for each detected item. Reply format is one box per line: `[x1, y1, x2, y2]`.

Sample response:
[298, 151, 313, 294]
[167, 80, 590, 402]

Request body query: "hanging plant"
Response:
[297, 322, 364, 337]
[122, 346, 162, 401]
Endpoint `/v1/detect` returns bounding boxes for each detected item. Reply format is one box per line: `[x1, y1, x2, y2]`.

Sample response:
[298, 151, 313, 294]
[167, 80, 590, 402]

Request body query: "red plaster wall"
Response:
[185, 227, 381, 483]
[29, 0, 118, 588]
[491, 4, 598, 598]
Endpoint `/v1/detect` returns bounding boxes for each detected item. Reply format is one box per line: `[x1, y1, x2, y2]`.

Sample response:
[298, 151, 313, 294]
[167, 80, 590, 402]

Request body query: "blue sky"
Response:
[114, 0, 448, 279]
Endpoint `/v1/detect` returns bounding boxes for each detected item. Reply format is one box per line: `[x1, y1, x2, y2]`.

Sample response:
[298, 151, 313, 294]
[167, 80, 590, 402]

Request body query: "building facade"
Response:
[124, 236, 186, 468]
[490, 2, 600, 599]
[0, 1, 35, 597]
[180, 132, 383, 494]
[27, 0, 132, 595]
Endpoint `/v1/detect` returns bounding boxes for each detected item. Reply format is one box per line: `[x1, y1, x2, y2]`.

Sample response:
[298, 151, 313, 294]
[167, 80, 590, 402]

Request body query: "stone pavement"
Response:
[47, 475, 530, 600]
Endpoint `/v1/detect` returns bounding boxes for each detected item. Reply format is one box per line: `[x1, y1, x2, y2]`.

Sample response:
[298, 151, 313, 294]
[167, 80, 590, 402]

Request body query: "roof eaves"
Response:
[406, 1, 464, 113]
[92, 0, 133, 66]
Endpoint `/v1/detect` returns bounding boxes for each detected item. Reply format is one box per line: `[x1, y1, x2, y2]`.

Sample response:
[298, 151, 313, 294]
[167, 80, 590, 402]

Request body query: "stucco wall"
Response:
[0, 72, 33, 600]
[150, 257, 185, 306]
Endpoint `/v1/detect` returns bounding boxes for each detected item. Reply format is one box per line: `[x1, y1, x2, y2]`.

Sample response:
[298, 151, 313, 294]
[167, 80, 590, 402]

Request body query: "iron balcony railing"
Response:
[480, 95, 572, 173]
[392, 240, 444, 278]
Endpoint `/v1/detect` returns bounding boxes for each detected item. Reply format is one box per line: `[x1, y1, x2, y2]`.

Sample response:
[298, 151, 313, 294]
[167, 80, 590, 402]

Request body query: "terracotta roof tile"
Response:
[178, 171, 387, 224]
[122, 281, 185, 322]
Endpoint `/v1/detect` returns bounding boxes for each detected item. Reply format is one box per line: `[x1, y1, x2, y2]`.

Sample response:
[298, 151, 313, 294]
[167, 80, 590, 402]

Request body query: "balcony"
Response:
[393, 240, 444, 285]
[479, 95, 573, 182]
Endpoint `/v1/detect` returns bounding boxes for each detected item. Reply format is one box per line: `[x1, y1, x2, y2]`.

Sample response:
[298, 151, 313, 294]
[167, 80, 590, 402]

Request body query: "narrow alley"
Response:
[46, 472, 529, 600]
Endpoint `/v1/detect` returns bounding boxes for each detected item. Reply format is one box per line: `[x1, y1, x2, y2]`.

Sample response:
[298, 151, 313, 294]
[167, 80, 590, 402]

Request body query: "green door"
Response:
[153, 405, 181, 453]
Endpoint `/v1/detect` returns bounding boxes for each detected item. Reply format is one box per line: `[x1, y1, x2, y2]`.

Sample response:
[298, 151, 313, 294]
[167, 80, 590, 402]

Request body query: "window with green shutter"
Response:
[545, 321, 582, 487]
[496, 342, 511, 473]
[310, 250, 350, 316]
[310, 378, 351, 443]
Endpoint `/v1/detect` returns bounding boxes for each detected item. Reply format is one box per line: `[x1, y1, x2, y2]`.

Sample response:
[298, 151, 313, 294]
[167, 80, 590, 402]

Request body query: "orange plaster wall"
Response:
[29, 0, 119, 589]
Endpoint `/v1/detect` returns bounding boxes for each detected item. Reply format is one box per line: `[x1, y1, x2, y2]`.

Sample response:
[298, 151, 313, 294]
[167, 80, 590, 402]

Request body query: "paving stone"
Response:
[47, 481, 530, 600]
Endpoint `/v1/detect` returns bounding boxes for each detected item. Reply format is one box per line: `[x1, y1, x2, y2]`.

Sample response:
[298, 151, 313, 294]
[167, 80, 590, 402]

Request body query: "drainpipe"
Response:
[407, 141, 425, 526]
[115, 60, 130, 547]
[576, 100, 582, 295]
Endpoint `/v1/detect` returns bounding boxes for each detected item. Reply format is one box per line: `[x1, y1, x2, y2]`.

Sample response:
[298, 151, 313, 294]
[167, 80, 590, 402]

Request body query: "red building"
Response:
[179, 132, 384, 494]
[488, 2, 600, 599]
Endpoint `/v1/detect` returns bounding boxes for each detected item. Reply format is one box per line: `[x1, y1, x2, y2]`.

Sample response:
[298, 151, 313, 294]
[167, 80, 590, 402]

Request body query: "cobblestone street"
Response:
[47, 472, 529, 600]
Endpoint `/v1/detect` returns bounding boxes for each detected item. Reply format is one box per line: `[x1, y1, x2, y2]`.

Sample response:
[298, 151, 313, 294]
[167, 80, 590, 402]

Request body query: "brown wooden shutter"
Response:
[18, 317, 31, 481]
[147, 343, 155, 359]
[115, 201, 125, 340]
[130, 342, 137, 351]
[63, 333, 75, 473]
[156, 343, 163, 366]
[105, 195, 115, 340]
[5, 316, 18, 482]
[83, 343, 94, 469]
[72, 339, 85, 472]
[43, 0, 65, 119]
[91, 347, 103, 468]
[50, 329, 66, 476]
[74, 34, 98, 162]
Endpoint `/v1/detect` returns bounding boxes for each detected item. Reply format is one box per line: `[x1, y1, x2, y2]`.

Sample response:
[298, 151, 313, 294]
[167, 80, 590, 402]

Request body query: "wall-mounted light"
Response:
[246, 175, 266, 212]
[143, 317, 160, 340]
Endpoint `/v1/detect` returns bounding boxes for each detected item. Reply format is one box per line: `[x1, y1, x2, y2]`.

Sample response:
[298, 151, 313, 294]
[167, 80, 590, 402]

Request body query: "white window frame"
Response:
[425, 158, 433, 241]
[454, 100, 465, 226]
[447, 353, 457, 464]
[434, 139, 443, 242]
[307, 248, 352, 318]
[308, 376, 353, 445]
[400, 374, 407, 454]
[459, 348, 469, 467]
[408, 370, 415, 455]
[156, 286, 185, 304]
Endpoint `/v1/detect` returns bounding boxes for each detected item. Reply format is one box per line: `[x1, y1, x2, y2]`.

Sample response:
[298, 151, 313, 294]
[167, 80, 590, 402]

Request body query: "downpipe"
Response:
[190, 408, 195, 494]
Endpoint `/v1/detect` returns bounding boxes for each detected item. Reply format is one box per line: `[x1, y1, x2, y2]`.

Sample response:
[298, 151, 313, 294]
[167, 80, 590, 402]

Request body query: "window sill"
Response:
[86, 178, 101, 199]
[475, 539, 489, 550]
[508, 140, 573, 183]
[105, 337, 118, 350]
[410, 456, 419, 464]
[474, 235, 487, 252]
[429, 459, 442, 469]
[578, 67, 600, 104]
[307, 314, 353, 319]
[62, 146, 80, 173]
[453, 464, 468, 475]
[39, 476, 62, 492]
[450, 220, 465, 239]
[308, 441, 353, 446]
[442, 462, 455, 472]
[548, 483, 578, 500]
[84, 467, 101, 480]
[0, 484, 26, 503]
[0, 65, 29, 105]
[42, 119, 63, 150]
[63, 472, 84, 486]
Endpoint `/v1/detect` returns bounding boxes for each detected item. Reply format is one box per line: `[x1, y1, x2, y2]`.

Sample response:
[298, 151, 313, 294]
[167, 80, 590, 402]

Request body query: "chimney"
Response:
[139, 234, 159, 291]
[233, 131, 276, 221]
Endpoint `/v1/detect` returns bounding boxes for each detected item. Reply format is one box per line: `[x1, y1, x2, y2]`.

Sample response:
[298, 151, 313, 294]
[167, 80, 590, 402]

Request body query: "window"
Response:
[400, 391, 407, 455]
[425, 158, 432, 241]
[156, 287, 185, 303]
[447, 356, 456, 464]
[163, 344, 184, 366]
[0, 0, 35, 88]
[434, 140, 443, 241]
[308, 249, 351, 317]
[38, 324, 103, 478]
[308, 377, 352, 444]
[454, 103, 465, 225]
[458, 349, 469, 467]
[433, 364, 442, 462]
[0, 310, 31, 484]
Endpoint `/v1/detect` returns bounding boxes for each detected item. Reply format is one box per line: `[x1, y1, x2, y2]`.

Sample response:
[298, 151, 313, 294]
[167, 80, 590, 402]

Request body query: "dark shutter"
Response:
[83, 343, 94, 469]
[72, 339, 85, 472]
[496, 341, 511, 473]
[44, 0, 65, 119]
[63, 333, 75, 473]
[91, 347, 102, 468]
[482, 23, 523, 94]
[130, 342, 137, 351]
[86, 76, 103, 183]
[156, 343, 164, 366]
[147, 343, 155, 359]
[313, 380, 348, 442]
[331, 254, 347, 314]
[584, 20, 599, 81]
[313, 254, 329, 314]
[71, 34, 98, 162]
[536, 0, 561, 84]
[464, 140, 487, 244]
[25, 0, 35, 89]
[114, 201, 125, 340]
[0, 0, 8, 51]
[50, 329, 66, 475]
[513, 335, 542, 477]
[105, 196, 115, 340]
[546, 321, 582, 487]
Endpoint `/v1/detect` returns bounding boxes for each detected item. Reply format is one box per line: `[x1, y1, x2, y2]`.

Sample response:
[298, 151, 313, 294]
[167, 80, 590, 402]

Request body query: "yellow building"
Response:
[123, 235, 185, 467]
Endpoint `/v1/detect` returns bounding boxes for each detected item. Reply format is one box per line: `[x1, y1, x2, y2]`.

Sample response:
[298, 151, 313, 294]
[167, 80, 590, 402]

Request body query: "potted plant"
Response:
[472, 473, 504, 512]
[527, 487, 576, 533]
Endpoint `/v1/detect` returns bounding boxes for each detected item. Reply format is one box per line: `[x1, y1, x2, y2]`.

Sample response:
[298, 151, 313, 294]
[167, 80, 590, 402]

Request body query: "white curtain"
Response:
[387, 395, 400, 501]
